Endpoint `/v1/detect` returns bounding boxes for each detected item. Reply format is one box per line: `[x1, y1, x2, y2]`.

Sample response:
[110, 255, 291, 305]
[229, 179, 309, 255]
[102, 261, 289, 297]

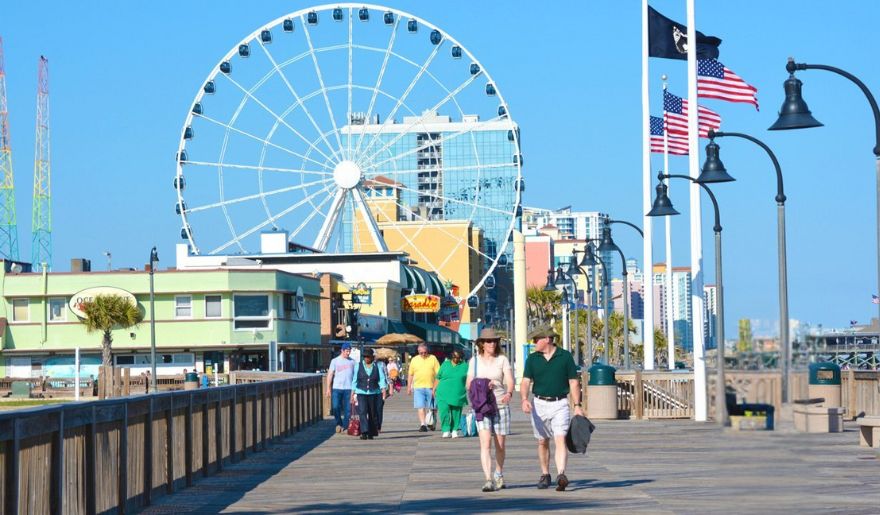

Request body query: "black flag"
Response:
[648, 6, 721, 60]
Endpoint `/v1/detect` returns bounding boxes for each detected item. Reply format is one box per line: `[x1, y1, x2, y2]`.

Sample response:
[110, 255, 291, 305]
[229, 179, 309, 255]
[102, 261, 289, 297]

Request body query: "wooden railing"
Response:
[586, 369, 880, 420]
[0, 373, 323, 514]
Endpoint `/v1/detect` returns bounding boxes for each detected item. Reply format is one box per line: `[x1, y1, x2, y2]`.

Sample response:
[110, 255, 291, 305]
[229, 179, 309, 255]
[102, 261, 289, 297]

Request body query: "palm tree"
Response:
[589, 312, 636, 365]
[80, 294, 144, 369]
[526, 286, 560, 327]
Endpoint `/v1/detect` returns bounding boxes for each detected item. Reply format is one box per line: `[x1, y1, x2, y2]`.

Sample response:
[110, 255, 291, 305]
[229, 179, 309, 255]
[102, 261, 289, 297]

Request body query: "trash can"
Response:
[586, 364, 618, 420]
[808, 362, 841, 407]
[184, 371, 200, 391]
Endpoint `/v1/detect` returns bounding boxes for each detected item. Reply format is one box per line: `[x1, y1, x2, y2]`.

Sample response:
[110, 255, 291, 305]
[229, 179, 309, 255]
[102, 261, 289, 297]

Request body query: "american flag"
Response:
[663, 90, 721, 138]
[650, 116, 688, 155]
[698, 59, 759, 110]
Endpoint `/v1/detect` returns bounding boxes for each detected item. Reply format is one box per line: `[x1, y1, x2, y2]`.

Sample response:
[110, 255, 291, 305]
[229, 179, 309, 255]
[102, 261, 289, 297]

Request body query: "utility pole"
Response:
[0, 38, 20, 260]
[32, 56, 52, 271]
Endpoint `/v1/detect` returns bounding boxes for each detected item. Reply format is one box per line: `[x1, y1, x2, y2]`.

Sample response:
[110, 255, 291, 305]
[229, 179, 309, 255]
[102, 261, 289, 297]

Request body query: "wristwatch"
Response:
[574, 402, 582, 407]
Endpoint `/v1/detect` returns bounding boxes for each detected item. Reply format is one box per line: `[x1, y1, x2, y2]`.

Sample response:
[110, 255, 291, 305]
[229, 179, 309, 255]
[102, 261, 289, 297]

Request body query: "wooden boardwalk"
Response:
[141, 393, 880, 514]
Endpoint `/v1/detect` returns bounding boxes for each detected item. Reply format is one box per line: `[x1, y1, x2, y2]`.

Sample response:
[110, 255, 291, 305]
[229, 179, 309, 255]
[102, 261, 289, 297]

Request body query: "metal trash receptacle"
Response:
[586, 364, 617, 420]
[184, 371, 200, 390]
[808, 362, 841, 407]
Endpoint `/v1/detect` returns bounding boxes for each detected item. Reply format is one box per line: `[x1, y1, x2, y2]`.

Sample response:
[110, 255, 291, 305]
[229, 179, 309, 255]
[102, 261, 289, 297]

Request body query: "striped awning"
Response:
[401, 265, 447, 297]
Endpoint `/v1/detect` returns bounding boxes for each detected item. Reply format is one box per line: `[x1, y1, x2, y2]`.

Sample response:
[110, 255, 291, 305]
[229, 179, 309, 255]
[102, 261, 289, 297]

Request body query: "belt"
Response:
[534, 395, 567, 402]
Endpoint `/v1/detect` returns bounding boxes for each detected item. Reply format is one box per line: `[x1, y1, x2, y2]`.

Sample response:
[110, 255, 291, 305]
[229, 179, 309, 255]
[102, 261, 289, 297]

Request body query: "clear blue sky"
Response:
[1, 1, 878, 335]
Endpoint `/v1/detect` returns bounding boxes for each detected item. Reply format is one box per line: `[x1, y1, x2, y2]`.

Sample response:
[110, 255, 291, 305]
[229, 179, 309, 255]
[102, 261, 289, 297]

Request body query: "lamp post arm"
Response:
[661, 173, 722, 233]
[608, 219, 644, 239]
[790, 61, 880, 156]
[711, 131, 786, 203]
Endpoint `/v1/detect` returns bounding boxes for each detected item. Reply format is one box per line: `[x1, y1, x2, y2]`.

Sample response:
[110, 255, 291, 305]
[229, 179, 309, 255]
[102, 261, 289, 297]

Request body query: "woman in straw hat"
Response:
[467, 327, 514, 492]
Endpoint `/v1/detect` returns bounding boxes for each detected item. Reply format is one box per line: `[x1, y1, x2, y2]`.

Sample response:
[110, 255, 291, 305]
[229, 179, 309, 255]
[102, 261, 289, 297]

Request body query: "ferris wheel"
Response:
[174, 3, 523, 298]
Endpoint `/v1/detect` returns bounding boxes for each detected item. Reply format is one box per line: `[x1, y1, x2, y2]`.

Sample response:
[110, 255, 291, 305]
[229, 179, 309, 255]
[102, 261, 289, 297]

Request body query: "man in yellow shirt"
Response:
[407, 343, 440, 432]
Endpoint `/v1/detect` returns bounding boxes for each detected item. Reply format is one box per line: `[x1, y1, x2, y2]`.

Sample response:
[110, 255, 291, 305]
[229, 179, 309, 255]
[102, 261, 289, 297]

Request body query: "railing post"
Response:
[166, 398, 175, 495]
[202, 394, 209, 478]
[251, 385, 258, 452]
[144, 397, 153, 506]
[231, 387, 239, 462]
[847, 369, 857, 419]
[634, 369, 644, 420]
[86, 406, 97, 515]
[118, 402, 129, 514]
[51, 410, 64, 515]
[185, 394, 193, 487]
[5, 417, 20, 515]
[261, 386, 268, 449]
[215, 393, 223, 472]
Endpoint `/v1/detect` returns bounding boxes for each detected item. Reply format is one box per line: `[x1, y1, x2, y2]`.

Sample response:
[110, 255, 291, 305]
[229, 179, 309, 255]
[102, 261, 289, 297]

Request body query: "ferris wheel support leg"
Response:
[352, 187, 388, 252]
[313, 189, 346, 252]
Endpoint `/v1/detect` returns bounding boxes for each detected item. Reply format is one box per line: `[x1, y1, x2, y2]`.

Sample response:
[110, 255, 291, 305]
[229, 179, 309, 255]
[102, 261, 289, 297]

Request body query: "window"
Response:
[48, 298, 66, 322]
[175, 296, 192, 318]
[233, 294, 271, 330]
[205, 295, 222, 318]
[12, 299, 28, 322]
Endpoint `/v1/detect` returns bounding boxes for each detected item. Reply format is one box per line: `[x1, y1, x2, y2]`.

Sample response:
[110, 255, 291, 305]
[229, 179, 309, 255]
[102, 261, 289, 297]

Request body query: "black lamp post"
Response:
[598, 225, 631, 369]
[704, 128, 792, 403]
[770, 57, 880, 356]
[603, 220, 645, 368]
[149, 247, 159, 393]
[649, 173, 729, 427]
[578, 242, 611, 364]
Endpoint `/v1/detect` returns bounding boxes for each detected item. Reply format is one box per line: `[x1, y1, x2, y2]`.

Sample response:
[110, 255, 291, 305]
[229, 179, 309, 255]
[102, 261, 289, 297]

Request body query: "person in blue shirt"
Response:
[350, 348, 388, 440]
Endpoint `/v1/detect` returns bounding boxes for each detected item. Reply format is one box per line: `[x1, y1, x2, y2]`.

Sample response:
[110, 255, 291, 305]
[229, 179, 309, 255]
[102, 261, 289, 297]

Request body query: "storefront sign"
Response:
[401, 294, 440, 313]
[352, 282, 372, 305]
[69, 287, 138, 319]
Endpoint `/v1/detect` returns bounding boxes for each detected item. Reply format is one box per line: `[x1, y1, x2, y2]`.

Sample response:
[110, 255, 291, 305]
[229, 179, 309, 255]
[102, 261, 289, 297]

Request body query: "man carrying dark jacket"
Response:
[519, 325, 582, 492]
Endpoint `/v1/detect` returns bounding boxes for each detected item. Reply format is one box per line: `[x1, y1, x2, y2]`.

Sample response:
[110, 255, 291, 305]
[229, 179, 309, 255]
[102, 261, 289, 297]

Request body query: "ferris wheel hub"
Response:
[333, 159, 362, 190]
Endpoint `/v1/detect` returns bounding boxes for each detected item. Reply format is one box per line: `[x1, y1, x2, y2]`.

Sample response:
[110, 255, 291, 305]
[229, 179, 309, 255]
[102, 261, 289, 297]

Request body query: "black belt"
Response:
[534, 395, 567, 402]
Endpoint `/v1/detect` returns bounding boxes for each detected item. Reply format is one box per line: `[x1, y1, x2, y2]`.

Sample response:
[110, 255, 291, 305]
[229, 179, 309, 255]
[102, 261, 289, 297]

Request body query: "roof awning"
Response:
[401, 265, 447, 297]
[403, 320, 461, 346]
[387, 319, 408, 334]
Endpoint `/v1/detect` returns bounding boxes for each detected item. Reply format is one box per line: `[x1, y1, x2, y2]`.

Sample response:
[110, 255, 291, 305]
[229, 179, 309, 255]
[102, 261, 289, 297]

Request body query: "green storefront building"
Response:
[0, 260, 322, 378]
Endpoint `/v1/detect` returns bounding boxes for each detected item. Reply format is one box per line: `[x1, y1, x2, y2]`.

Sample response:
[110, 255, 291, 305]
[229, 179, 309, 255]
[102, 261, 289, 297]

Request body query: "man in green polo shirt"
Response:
[519, 325, 582, 492]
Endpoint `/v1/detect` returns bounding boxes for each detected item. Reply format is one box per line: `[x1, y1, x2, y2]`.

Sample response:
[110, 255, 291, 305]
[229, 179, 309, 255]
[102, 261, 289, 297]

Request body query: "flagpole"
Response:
[662, 77, 676, 371]
[686, 0, 708, 422]
[642, 0, 656, 371]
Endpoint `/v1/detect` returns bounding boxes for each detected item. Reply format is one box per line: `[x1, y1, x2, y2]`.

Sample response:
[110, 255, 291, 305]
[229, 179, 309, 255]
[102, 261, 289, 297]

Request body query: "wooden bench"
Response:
[857, 415, 880, 448]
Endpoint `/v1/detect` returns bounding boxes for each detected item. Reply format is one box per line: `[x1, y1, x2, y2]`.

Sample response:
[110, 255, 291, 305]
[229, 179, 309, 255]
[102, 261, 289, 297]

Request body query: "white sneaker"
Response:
[451, 430, 461, 438]
[442, 431, 451, 438]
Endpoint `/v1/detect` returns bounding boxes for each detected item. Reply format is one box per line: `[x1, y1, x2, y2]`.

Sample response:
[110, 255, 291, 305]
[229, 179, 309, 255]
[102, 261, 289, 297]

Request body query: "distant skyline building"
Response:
[704, 284, 718, 350]
[522, 206, 614, 280]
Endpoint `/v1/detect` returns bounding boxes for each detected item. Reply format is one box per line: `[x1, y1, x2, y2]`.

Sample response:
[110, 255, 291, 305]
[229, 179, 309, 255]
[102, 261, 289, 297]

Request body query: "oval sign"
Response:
[69, 287, 138, 319]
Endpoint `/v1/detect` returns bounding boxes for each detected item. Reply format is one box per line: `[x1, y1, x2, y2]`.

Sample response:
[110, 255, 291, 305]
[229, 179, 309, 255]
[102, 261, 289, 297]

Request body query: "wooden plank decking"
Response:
[140, 393, 880, 514]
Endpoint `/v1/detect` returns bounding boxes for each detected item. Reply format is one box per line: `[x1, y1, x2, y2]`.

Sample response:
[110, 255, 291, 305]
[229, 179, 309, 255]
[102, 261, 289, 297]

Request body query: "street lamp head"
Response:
[647, 180, 680, 217]
[554, 266, 568, 288]
[578, 243, 598, 267]
[543, 269, 557, 292]
[698, 140, 736, 183]
[150, 246, 159, 263]
[768, 68, 823, 131]
[597, 225, 616, 253]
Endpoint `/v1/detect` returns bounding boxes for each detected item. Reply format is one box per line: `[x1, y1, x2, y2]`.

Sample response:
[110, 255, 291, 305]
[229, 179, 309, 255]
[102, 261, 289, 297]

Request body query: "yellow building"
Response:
[351, 176, 484, 323]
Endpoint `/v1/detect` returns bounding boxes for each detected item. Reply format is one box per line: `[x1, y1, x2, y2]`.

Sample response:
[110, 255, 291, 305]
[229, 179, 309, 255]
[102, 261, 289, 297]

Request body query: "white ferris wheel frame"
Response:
[174, 3, 523, 297]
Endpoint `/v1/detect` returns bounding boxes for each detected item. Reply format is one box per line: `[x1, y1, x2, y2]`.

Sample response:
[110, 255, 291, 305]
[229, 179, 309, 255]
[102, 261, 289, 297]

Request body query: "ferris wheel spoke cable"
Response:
[389, 180, 514, 217]
[184, 160, 330, 176]
[357, 37, 444, 162]
[350, 186, 388, 252]
[186, 176, 334, 214]
[194, 113, 333, 171]
[369, 194, 444, 275]
[219, 73, 338, 165]
[347, 8, 354, 160]
[210, 181, 336, 255]
[313, 188, 347, 250]
[289, 188, 336, 240]
[357, 71, 480, 168]
[300, 15, 346, 159]
[372, 161, 516, 178]
[362, 113, 507, 172]
[256, 41, 340, 165]
[353, 16, 400, 157]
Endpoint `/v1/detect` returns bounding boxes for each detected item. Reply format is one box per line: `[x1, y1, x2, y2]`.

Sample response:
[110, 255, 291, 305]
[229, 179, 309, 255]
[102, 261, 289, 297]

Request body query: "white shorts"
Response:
[530, 398, 571, 439]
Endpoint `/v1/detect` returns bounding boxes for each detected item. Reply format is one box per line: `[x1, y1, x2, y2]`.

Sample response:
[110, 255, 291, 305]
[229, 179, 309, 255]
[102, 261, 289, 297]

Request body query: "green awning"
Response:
[387, 319, 408, 334]
[403, 320, 461, 346]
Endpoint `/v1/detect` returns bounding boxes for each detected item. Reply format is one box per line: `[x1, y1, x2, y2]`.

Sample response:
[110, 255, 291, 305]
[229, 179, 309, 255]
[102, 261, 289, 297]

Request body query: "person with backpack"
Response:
[467, 328, 514, 492]
[350, 348, 388, 440]
[433, 350, 468, 439]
